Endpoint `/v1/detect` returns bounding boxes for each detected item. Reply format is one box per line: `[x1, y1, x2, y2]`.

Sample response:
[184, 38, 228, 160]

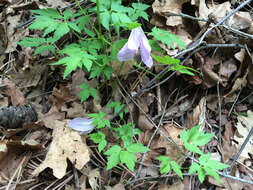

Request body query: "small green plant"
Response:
[157, 125, 229, 183]
[105, 142, 148, 171]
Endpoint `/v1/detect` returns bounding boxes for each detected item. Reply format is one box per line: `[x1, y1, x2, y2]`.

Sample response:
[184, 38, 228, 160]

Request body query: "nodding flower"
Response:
[117, 27, 153, 68]
[68, 118, 95, 135]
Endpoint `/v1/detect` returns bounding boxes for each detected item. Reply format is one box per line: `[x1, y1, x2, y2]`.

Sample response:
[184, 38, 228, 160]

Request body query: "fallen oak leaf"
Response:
[33, 120, 90, 179]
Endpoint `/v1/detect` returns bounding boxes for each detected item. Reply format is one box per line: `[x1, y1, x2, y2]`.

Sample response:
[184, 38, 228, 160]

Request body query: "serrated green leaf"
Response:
[157, 156, 171, 174]
[107, 101, 126, 119]
[104, 145, 121, 170]
[68, 22, 81, 33]
[18, 37, 46, 47]
[101, 10, 110, 30]
[204, 167, 221, 183]
[120, 151, 136, 171]
[89, 131, 107, 152]
[87, 111, 110, 129]
[78, 83, 97, 102]
[132, 3, 150, 10]
[188, 162, 200, 175]
[197, 167, 206, 183]
[184, 142, 203, 154]
[150, 27, 186, 49]
[98, 139, 107, 152]
[126, 143, 149, 153]
[32, 8, 62, 19]
[171, 161, 183, 179]
[152, 55, 180, 65]
[63, 9, 73, 20]
[29, 16, 57, 31]
[192, 132, 214, 146]
[53, 22, 70, 41]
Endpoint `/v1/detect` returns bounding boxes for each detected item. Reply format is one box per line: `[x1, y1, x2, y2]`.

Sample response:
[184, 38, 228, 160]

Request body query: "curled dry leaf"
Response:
[33, 120, 90, 179]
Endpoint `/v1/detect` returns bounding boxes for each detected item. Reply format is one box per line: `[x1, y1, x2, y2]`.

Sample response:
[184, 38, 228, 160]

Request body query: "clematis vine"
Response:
[117, 27, 153, 68]
[68, 118, 95, 135]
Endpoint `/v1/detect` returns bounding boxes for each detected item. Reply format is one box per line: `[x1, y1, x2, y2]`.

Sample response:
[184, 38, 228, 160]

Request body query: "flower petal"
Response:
[117, 42, 137, 61]
[117, 27, 142, 61]
[139, 33, 153, 68]
[68, 118, 95, 134]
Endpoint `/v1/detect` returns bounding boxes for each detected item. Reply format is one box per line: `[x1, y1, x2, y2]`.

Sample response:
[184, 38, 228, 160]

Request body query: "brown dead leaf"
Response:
[2, 78, 25, 106]
[186, 97, 206, 129]
[234, 49, 246, 63]
[11, 64, 46, 88]
[33, 120, 90, 179]
[233, 111, 253, 161]
[4, 11, 29, 53]
[39, 111, 65, 129]
[228, 11, 252, 30]
[225, 67, 248, 101]
[65, 102, 86, 118]
[44, 0, 70, 9]
[152, 0, 189, 26]
[0, 138, 42, 182]
[218, 59, 237, 86]
[202, 57, 223, 88]
[198, 0, 231, 28]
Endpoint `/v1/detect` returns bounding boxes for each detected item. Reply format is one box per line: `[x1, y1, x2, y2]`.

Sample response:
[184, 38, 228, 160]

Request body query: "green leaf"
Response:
[101, 10, 110, 30]
[89, 131, 107, 152]
[188, 162, 200, 175]
[107, 101, 126, 119]
[63, 9, 73, 20]
[197, 167, 206, 183]
[18, 37, 46, 47]
[104, 145, 121, 170]
[32, 8, 62, 19]
[98, 139, 107, 152]
[89, 131, 104, 143]
[171, 161, 183, 179]
[184, 142, 203, 154]
[52, 44, 95, 78]
[152, 55, 180, 65]
[68, 22, 81, 33]
[204, 167, 221, 183]
[157, 156, 171, 174]
[126, 143, 149, 153]
[78, 83, 97, 102]
[150, 27, 186, 49]
[53, 22, 70, 41]
[120, 151, 136, 171]
[87, 111, 110, 129]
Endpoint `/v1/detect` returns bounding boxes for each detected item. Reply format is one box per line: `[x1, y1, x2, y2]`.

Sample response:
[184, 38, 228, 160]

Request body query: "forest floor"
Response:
[0, 0, 253, 189]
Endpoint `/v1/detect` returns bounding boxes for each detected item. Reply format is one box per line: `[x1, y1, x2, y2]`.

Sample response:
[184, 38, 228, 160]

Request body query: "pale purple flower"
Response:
[117, 27, 153, 68]
[68, 118, 95, 135]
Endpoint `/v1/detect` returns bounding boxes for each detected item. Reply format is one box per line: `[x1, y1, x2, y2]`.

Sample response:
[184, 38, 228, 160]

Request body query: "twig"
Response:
[228, 88, 242, 117]
[216, 81, 223, 158]
[135, 99, 169, 179]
